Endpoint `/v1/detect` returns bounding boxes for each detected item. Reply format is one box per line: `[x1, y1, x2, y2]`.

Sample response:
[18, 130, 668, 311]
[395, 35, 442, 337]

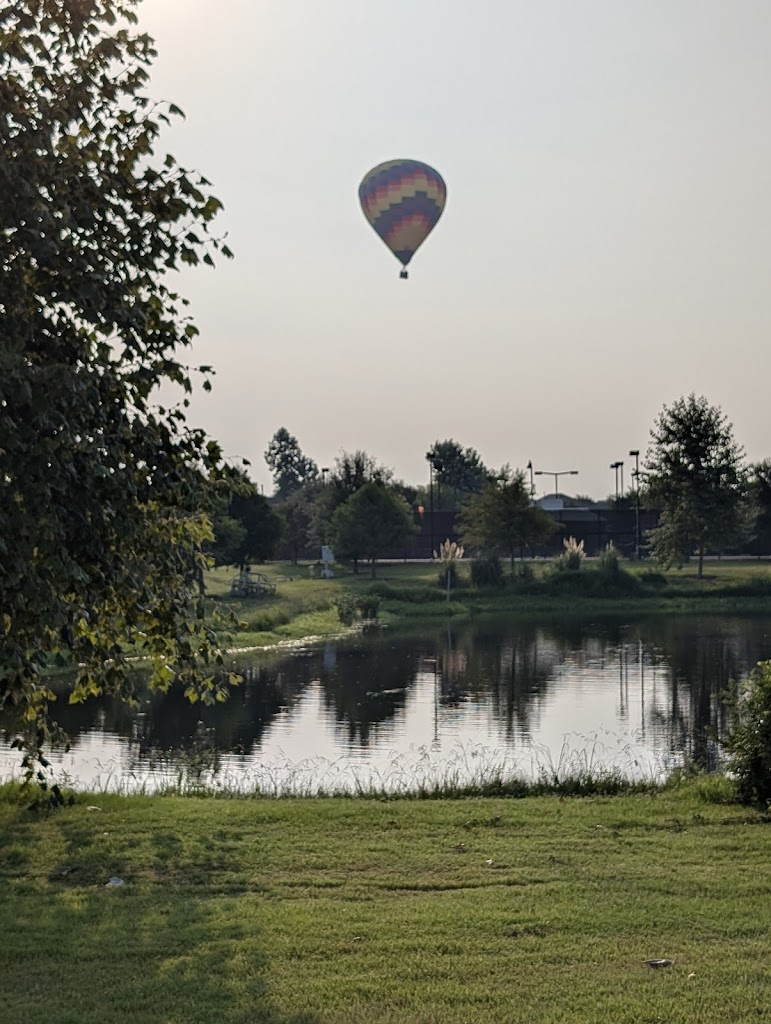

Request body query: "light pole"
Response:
[610, 461, 624, 500]
[526, 460, 535, 499]
[321, 466, 330, 485]
[425, 452, 435, 557]
[534, 468, 578, 498]
[629, 449, 641, 559]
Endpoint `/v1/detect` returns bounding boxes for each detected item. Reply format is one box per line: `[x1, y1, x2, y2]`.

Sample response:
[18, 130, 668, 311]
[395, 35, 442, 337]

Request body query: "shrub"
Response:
[554, 536, 585, 572]
[597, 542, 620, 576]
[356, 594, 381, 620]
[722, 660, 771, 807]
[470, 555, 505, 588]
[333, 595, 357, 626]
[514, 561, 535, 583]
[433, 539, 465, 595]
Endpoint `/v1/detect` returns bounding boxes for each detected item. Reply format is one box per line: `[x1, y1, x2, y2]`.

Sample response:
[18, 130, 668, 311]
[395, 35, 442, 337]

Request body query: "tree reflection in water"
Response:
[6, 614, 771, 785]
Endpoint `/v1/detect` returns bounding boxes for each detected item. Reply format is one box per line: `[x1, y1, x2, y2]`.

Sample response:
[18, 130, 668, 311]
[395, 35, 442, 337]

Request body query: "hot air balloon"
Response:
[359, 159, 447, 279]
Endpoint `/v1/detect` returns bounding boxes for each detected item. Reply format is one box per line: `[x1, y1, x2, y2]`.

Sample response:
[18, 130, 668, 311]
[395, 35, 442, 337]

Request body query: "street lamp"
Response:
[629, 449, 641, 559]
[534, 468, 578, 498]
[321, 467, 330, 485]
[526, 460, 535, 498]
[609, 461, 624, 500]
[425, 451, 435, 557]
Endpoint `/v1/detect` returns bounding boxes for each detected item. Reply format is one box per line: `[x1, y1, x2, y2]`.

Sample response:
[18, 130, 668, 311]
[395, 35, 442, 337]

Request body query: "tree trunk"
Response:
[371, 559, 377, 579]
[698, 545, 705, 579]
[353, 557, 358, 575]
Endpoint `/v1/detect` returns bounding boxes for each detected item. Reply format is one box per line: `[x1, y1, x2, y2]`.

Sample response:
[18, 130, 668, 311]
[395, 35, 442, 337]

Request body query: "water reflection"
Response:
[2, 614, 770, 791]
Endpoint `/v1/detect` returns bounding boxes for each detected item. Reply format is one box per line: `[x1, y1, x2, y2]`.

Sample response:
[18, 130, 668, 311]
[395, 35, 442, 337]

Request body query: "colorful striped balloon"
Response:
[359, 159, 447, 278]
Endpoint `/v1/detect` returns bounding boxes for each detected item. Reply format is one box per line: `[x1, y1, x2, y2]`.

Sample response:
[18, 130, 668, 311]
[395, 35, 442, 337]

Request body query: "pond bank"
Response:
[207, 560, 771, 651]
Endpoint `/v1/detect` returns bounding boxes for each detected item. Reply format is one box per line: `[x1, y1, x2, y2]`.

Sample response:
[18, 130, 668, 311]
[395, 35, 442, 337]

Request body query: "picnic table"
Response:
[229, 571, 276, 598]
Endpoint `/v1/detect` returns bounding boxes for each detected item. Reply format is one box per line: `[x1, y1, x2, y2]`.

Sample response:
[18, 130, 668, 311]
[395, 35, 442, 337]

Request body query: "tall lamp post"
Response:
[629, 449, 641, 559]
[534, 468, 578, 498]
[425, 452, 435, 557]
[526, 460, 535, 499]
[610, 461, 624, 500]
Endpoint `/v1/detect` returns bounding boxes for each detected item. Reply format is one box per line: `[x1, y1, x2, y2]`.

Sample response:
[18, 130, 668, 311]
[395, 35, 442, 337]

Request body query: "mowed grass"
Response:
[1, 784, 769, 1024]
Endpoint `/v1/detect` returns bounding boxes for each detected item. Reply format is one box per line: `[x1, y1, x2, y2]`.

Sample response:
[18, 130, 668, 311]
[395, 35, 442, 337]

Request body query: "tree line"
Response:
[218, 400, 771, 580]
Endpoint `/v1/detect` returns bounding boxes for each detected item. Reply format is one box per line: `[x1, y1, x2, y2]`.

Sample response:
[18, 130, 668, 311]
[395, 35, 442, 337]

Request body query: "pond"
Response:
[2, 613, 770, 793]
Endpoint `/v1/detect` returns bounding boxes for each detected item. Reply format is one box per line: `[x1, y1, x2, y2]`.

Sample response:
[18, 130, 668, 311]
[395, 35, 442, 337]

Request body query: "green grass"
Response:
[206, 560, 771, 650]
[1, 783, 769, 1023]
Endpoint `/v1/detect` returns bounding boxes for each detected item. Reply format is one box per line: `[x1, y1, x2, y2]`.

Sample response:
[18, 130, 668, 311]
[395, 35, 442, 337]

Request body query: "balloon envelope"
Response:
[359, 159, 447, 269]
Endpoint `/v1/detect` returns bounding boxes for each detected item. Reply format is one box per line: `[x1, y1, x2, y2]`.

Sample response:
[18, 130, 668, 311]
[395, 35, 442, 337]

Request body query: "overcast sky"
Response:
[140, 0, 771, 499]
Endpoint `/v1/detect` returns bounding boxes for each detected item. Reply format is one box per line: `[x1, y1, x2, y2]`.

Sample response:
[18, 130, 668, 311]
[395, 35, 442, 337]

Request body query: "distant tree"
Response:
[265, 427, 318, 497]
[278, 486, 316, 564]
[644, 394, 749, 577]
[329, 482, 417, 577]
[208, 472, 282, 568]
[308, 450, 393, 549]
[331, 450, 392, 501]
[748, 460, 771, 556]
[427, 440, 489, 506]
[229, 491, 282, 567]
[208, 516, 247, 567]
[458, 470, 557, 569]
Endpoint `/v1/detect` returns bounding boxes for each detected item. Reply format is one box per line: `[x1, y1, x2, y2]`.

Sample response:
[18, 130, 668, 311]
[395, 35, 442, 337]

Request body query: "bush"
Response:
[554, 536, 585, 572]
[356, 594, 381, 620]
[470, 555, 505, 588]
[722, 660, 771, 807]
[597, 542, 620, 576]
[437, 565, 465, 590]
[515, 561, 535, 583]
[333, 595, 357, 626]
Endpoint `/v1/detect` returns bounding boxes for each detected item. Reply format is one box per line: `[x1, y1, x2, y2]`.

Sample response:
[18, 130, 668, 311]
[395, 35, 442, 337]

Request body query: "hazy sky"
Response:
[140, 0, 771, 499]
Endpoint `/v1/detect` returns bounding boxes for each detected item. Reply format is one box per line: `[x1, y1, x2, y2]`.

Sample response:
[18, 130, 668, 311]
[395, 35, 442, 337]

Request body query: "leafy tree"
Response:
[427, 438, 487, 509]
[278, 486, 316, 564]
[427, 439, 489, 506]
[644, 395, 749, 577]
[329, 482, 417, 577]
[209, 475, 281, 569]
[748, 460, 771, 556]
[331, 449, 392, 500]
[208, 515, 247, 568]
[308, 450, 393, 549]
[458, 470, 557, 569]
[265, 427, 318, 497]
[0, 0, 237, 782]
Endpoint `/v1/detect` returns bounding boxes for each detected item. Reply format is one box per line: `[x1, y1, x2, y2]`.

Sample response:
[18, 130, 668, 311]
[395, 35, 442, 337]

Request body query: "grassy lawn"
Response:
[1, 783, 769, 1023]
[208, 560, 771, 650]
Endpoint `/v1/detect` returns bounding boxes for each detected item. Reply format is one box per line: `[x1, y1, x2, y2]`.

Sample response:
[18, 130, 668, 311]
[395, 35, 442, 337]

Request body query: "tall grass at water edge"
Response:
[14, 734, 710, 801]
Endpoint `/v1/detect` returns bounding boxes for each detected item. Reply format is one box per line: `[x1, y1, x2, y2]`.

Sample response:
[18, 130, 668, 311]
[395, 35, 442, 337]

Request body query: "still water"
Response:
[3, 614, 770, 793]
